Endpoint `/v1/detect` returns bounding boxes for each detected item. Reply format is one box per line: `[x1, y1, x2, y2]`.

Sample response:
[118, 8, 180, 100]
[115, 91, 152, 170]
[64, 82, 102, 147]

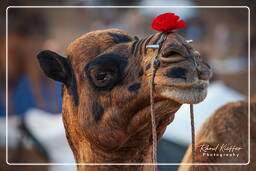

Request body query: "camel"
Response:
[179, 99, 256, 171]
[37, 29, 212, 171]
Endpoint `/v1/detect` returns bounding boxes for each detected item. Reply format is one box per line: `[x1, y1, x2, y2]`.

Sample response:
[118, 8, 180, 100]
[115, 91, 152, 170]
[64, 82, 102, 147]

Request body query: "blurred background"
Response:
[0, 0, 255, 171]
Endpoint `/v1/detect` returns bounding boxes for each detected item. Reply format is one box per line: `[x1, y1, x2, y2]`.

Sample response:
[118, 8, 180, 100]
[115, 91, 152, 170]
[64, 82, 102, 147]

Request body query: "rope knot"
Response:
[153, 59, 160, 69]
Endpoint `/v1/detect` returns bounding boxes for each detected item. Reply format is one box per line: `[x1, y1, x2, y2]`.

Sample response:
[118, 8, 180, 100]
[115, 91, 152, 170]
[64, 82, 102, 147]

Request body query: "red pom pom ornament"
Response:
[152, 13, 186, 32]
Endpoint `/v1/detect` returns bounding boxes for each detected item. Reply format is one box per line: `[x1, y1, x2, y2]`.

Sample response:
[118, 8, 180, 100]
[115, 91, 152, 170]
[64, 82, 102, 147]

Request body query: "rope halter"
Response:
[146, 33, 196, 171]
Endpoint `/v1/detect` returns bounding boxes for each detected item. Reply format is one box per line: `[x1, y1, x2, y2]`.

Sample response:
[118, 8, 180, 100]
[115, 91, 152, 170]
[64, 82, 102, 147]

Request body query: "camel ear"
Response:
[37, 50, 70, 84]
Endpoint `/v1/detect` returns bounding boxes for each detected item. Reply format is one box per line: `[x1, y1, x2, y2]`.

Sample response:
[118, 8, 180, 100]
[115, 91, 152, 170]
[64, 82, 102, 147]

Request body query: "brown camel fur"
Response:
[179, 99, 256, 171]
[37, 29, 212, 171]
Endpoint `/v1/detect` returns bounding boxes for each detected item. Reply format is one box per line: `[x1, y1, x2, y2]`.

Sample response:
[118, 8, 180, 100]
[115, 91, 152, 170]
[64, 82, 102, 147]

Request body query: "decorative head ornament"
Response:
[151, 12, 186, 32]
[146, 12, 188, 69]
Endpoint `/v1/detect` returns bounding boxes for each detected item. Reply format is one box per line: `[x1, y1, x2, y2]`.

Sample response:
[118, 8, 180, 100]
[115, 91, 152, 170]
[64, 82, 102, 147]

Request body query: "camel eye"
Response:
[95, 71, 108, 81]
[89, 68, 118, 88]
[85, 53, 128, 91]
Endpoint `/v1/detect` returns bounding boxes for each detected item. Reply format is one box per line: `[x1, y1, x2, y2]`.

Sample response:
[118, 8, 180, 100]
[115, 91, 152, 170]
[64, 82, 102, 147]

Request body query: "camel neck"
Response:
[73, 104, 181, 171]
[62, 89, 181, 171]
[75, 143, 155, 171]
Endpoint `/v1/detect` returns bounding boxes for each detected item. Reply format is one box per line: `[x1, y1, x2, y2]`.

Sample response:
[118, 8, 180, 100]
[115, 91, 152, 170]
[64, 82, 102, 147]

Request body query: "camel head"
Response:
[37, 29, 212, 165]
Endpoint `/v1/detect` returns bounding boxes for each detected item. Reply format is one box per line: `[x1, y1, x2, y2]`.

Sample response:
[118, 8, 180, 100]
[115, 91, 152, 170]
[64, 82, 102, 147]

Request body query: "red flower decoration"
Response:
[152, 13, 186, 32]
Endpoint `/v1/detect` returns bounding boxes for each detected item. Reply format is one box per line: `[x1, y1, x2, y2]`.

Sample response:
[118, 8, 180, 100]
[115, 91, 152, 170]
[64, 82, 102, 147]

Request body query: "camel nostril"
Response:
[160, 49, 186, 63]
[166, 67, 187, 79]
[162, 51, 181, 58]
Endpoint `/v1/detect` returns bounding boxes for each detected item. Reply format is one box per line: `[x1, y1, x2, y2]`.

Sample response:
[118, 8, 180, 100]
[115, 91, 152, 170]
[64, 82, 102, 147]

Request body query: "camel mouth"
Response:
[158, 80, 209, 104]
[158, 80, 209, 89]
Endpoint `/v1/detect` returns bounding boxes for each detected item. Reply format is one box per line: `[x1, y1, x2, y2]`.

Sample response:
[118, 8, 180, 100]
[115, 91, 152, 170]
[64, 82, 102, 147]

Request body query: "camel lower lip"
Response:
[160, 83, 208, 104]
[157, 82, 209, 90]
[193, 84, 207, 90]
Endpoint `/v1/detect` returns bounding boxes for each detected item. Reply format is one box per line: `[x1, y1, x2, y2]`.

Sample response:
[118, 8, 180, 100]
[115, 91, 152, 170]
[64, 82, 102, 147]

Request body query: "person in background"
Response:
[0, 9, 62, 117]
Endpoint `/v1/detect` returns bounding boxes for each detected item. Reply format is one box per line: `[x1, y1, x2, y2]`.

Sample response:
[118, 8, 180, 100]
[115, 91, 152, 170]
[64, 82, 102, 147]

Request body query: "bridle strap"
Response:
[190, 104, 196, 171]
[147, 32, 167, 171]
[147, 32, 196, 171]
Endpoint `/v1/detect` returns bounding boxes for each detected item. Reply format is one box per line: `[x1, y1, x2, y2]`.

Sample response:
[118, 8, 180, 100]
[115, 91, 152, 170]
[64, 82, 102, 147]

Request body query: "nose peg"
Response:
[186, 39, 193, 43]
[146, 45, 160, 49]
